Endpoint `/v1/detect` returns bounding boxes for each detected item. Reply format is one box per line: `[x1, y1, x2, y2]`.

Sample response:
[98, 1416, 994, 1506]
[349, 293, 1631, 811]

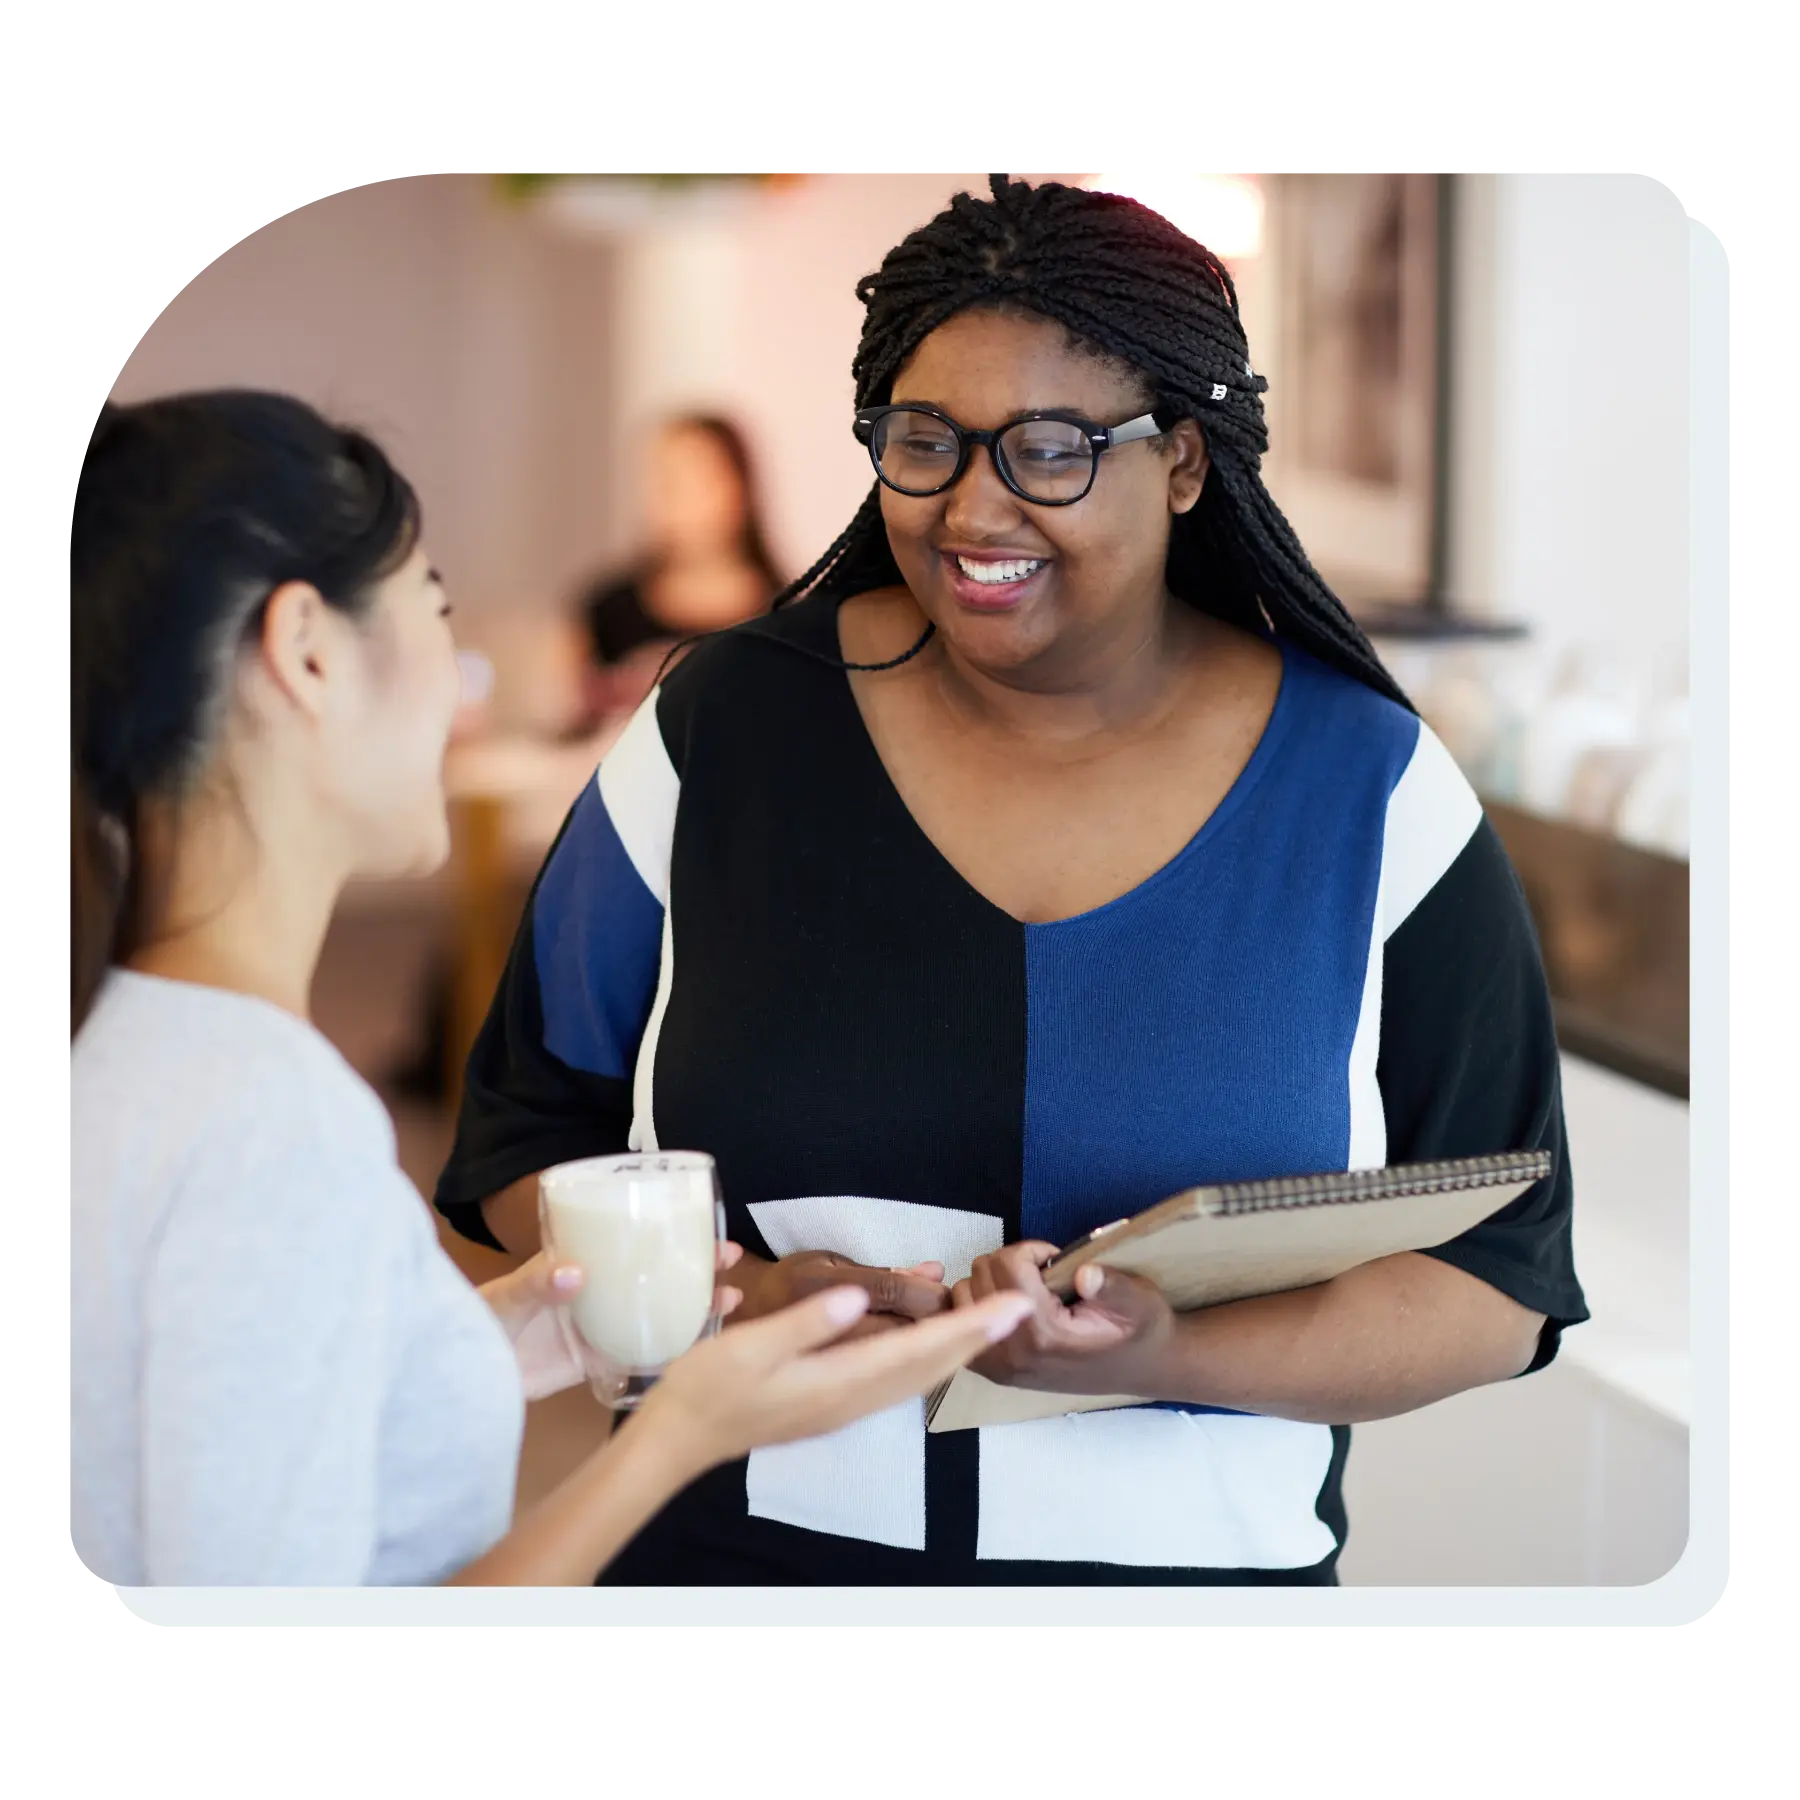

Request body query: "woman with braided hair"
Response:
[439, 175, 1585, 1585]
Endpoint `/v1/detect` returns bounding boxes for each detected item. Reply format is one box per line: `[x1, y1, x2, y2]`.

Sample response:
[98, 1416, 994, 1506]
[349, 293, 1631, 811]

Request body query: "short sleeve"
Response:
[1377, 812, 1590, 1372]
[139, 1109, 403, 1584]
[433, 692, 678, 1246]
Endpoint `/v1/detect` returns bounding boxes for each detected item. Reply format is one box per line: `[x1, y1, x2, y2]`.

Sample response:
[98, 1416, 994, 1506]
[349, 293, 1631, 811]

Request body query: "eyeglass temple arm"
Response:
[1100, 413, 1164, 449]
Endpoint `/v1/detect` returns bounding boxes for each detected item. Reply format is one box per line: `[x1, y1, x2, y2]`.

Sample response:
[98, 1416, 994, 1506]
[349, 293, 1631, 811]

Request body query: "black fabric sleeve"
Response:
[1377, 816, 1590, 1372]
[431, 807, 636, 1251]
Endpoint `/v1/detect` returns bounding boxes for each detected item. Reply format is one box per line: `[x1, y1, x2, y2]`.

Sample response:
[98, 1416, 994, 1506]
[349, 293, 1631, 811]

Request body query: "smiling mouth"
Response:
[953, 554, 1045, 585]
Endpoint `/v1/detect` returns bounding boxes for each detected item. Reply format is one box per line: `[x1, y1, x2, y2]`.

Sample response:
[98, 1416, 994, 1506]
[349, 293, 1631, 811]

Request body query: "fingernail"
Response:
[825, 1287, 871, 1326]
[551, 1265, 584, 1292]
[986, 1297, 1035, 1341]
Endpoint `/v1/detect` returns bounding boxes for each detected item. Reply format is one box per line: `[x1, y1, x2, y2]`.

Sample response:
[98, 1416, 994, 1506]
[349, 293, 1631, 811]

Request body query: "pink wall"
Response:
[112, 175, 623, 728]
[110, 174, 1125, 722]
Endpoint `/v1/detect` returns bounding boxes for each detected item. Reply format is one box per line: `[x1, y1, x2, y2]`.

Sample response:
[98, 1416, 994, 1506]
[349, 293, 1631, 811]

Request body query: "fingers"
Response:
[717, 1240, 744, 1272]
[714, 1285, 743, 1318]
[837, 1312, 908, 1343]
[481, 1253, 582, 1326]
[516, 1254, 585, 1302]
[1039, 1266, 1164, 1352]
[856, 1265, 951, 1320]
[732, 1284, 873, 1362]
[969, 1243, 1058, 1311]
[765, 1252, 949, 1320]
[1068, 1263, 1162, 1323]
[791, 1292, 1037, 1426]
[649, 1284, 1035, 1469]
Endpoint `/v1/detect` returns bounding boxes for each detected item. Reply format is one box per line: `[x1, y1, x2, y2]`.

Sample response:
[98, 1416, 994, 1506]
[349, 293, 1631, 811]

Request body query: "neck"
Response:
[127, 790, 347, 1021]
[933, 592, 1200, 746]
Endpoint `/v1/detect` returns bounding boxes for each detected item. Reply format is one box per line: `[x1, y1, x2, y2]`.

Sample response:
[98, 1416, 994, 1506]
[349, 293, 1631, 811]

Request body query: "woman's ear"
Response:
[252, 580, 338, 721]
[1166, 419, 1210, 516]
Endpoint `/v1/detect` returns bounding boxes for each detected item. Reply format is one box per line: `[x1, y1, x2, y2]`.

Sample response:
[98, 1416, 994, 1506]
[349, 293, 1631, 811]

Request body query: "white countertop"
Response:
[1559, 1217, 1689, 1424]
[1556, 1054, 1691, 1427]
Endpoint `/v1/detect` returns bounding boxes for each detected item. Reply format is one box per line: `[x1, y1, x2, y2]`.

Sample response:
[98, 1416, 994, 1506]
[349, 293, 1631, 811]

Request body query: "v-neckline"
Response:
[820, 596, 1297, 932]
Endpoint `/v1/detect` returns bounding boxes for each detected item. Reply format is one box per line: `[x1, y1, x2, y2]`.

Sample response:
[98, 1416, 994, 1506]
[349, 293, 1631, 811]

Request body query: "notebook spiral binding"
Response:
[1210, 1150, 1553, 1217]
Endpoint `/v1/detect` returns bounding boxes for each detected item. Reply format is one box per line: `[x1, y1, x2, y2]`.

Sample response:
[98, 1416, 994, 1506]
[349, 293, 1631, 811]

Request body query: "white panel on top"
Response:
[1380, 718, 1483, 940]
[595, 693, 679, 909]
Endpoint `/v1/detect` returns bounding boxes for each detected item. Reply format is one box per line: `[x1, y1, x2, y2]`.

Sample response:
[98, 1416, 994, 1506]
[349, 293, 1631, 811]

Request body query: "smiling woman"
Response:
[435, 175, 1586, 1587]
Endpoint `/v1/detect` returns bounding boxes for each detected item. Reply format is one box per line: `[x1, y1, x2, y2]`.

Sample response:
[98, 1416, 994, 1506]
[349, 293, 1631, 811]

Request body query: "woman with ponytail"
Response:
[69, 391, 1032, 1587]
[437, 177, 1587, 1586]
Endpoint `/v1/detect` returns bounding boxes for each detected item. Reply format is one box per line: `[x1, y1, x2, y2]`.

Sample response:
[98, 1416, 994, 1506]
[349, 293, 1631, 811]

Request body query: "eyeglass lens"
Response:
[870, 410, 1096, 502]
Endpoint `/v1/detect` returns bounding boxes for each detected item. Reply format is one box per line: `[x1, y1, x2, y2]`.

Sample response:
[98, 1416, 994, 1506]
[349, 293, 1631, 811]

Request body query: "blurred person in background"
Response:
[389, 417, 781, 1100]
[69, 390, 1032, 1586]
[438, 176, 1585, 1588]
[570, 414, 782, 730]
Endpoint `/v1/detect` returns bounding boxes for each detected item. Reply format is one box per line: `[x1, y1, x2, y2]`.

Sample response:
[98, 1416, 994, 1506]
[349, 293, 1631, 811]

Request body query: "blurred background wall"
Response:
[1450, 173, 1688, 670]
[115, 174, 621, 731]
[115, 172, 1694, 716]
[106, 172, 1695, 1587]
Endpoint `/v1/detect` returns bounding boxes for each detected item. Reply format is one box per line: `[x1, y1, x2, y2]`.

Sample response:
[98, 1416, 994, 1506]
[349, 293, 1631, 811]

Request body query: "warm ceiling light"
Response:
[1081, 174, 1264, 260]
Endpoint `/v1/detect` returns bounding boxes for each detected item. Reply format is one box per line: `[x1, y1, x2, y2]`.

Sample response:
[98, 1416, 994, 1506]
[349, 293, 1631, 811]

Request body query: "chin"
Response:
[941, 604, 1059, 672]
[359, 808, 451, 883]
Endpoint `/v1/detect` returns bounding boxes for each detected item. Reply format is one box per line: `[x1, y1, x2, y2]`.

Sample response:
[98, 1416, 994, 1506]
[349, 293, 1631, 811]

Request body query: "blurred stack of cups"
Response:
[1383, 639, 1689, 860]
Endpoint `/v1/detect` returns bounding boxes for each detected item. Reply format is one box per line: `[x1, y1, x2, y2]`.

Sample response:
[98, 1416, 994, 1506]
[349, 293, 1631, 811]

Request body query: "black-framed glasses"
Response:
[853, 403, 1163, 506]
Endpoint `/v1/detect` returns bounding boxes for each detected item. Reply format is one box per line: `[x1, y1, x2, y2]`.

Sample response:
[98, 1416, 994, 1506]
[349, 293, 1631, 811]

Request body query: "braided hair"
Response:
[769, 173, 1409, 706]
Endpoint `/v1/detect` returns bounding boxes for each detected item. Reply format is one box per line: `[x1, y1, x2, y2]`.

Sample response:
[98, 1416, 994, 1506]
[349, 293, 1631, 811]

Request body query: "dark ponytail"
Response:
[70, 390, 421, 1035]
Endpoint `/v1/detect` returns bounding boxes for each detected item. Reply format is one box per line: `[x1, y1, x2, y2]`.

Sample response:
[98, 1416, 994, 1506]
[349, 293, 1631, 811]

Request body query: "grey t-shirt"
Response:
[72, 971, 524, 1585]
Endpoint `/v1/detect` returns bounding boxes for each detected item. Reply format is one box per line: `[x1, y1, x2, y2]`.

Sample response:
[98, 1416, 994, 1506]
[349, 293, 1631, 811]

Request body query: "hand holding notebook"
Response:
[928, 1150, 1552, 1432]
[948, 1242, 1177, 1415]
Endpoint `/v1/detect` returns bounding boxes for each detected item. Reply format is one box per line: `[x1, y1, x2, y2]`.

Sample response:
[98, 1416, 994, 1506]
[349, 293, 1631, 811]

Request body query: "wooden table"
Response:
[1485, 800, 1689, 1099]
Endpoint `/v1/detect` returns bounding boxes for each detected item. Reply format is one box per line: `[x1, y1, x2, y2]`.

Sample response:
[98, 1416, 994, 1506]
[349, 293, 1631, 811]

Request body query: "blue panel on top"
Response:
[1029, 648, 1418, 1252]
[532, 778, 666, 1081]
[1021, 646, 1420, 1254]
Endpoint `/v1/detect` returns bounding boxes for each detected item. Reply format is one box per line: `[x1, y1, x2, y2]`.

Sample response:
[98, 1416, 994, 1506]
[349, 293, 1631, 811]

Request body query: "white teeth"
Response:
[956, 556, 1043, 585]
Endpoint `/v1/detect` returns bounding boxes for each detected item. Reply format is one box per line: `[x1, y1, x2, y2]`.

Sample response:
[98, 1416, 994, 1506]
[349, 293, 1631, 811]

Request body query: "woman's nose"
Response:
[942, 442, 1024, 537]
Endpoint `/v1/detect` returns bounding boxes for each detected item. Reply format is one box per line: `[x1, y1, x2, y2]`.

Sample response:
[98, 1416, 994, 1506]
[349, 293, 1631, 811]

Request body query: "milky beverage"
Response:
[540, 1155, 718, 1369]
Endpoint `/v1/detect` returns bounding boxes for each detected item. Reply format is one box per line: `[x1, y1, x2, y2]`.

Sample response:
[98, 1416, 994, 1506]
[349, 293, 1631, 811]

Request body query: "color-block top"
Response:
[437, 594, 1587, 1585]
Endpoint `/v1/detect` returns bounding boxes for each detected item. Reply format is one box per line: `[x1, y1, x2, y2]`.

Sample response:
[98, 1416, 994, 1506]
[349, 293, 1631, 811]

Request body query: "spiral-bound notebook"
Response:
[926, 1150, 1552, 1433]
